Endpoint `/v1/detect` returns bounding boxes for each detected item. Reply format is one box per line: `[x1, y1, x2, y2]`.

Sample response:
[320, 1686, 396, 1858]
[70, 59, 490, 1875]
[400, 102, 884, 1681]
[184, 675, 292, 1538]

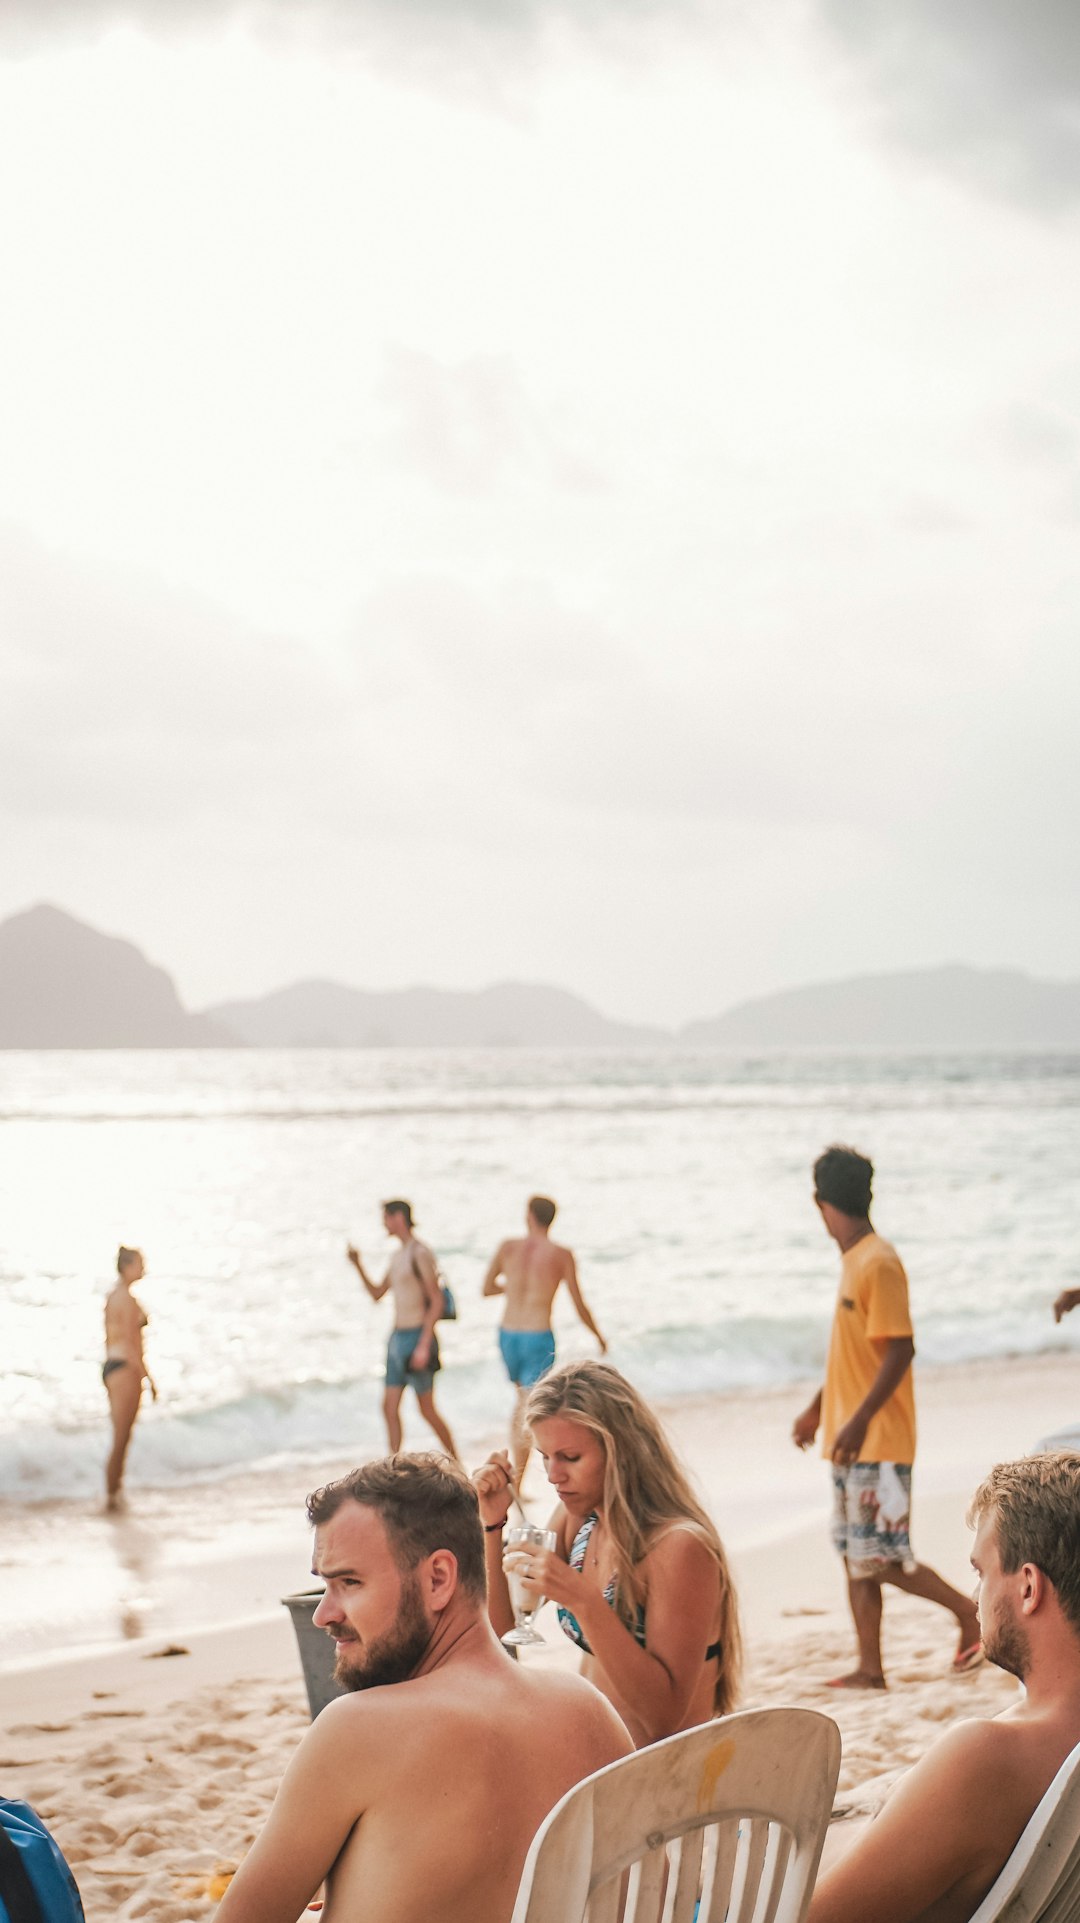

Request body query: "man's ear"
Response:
[1018, 1561, 1046, 1616]
[423, 1549, 459, 1611]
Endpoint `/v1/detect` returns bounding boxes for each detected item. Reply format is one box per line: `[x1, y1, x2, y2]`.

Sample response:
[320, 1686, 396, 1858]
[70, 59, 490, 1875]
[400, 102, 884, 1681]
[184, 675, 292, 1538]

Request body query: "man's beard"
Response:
[984, 1598, 1031, 1682]
[332, 1573, 432, 1691]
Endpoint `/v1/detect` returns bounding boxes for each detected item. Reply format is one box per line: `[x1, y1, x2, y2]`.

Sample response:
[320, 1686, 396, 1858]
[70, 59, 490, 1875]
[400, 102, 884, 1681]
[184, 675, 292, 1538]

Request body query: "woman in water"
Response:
[103, 1246, 156, 1508]
[475, 1359, 741, 1748]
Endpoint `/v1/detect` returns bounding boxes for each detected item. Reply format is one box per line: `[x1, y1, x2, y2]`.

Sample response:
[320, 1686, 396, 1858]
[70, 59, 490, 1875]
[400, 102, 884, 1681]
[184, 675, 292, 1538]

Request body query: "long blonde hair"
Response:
[525, 1359, 742, 1714]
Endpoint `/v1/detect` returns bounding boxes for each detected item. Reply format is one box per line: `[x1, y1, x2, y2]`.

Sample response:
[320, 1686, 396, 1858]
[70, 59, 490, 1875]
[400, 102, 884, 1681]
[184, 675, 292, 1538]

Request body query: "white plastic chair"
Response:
[968, 1739, 1080, 1923]
[510, 1707, 841, 1923]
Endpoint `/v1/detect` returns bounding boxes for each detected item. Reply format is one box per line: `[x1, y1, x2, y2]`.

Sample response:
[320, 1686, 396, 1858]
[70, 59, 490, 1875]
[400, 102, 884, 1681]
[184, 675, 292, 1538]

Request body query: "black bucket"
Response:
[281, 1589, 346, 1719]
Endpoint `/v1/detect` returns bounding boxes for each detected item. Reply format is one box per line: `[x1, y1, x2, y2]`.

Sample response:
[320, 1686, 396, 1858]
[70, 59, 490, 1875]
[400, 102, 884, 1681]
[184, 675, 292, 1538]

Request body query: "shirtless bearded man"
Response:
[215, 1454, 631, 1923]
[483, 1195, 607, 1477]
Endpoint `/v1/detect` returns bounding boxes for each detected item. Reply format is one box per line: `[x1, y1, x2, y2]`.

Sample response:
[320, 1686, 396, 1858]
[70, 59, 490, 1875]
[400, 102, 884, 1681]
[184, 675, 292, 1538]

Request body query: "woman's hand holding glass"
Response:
[501, 1525, 559, 1645]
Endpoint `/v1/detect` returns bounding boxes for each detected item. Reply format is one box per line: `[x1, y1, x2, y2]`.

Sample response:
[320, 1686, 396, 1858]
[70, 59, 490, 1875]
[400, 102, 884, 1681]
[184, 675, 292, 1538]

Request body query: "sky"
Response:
[1, 1, 1078, 1026]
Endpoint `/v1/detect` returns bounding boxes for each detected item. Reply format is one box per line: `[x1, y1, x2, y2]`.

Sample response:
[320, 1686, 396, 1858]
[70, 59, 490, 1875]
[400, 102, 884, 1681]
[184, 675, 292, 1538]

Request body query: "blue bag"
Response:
[0, 1801, 85, 1923]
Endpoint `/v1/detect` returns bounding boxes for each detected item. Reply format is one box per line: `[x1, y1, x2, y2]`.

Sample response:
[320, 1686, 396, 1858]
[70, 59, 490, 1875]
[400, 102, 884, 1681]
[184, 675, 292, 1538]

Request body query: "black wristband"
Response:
[484, 1521, 507, 1534]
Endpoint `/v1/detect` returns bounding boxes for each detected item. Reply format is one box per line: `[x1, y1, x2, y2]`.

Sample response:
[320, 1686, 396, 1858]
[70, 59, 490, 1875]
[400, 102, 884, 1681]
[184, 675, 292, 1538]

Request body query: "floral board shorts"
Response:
[831, 1462, 914, 1574]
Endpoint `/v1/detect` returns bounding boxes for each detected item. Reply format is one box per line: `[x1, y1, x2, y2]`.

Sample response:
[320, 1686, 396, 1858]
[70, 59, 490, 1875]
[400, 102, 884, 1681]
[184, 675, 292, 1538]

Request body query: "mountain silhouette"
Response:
[0, 904, 232, 1048]
[681, 964, 1080, 1049]
[206, 978, 662, 1048]
[3, 906, 1079, 1050]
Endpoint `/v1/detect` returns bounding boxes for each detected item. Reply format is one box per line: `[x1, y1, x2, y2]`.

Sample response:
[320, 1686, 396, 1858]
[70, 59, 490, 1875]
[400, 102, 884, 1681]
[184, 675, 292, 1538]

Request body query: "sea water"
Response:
[1, 1045, 1078, 1505]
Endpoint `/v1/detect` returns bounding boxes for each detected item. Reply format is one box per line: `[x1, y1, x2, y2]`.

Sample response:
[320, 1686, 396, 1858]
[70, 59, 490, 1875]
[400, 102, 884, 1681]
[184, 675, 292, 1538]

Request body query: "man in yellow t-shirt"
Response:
[793, 1144, 981, 1689]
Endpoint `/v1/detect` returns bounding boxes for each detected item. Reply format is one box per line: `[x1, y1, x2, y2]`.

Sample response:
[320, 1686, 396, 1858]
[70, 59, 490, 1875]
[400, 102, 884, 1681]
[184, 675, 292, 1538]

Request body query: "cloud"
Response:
[0, 0, 709, 65]
[0, 525, 360, 825]
[379, 349, 608, 498]
[989, 399, 1080, 467]
[819, 0, 1080, 207]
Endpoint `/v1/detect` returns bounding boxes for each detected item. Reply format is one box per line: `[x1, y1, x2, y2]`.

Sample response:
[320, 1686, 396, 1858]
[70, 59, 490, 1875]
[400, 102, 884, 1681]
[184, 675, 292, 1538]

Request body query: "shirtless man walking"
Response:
[483, 1195, 606, 1477]
[347, 1200, 458, 1460]
[215, 1453, 631, 1923]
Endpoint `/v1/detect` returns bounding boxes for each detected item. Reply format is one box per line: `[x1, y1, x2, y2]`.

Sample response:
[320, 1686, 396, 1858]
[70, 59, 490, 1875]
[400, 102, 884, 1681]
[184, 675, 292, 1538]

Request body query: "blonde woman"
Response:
[475, 1359, 741, 1748]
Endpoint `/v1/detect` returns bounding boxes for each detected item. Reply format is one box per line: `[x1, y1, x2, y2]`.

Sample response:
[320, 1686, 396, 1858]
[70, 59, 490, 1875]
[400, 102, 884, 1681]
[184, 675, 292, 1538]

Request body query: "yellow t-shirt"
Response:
[821, 1232, 917, 1464]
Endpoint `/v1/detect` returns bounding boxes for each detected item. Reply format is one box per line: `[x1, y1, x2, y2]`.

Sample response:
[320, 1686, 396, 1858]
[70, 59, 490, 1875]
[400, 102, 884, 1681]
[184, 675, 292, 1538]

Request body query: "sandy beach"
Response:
[1, 1351, 1076, 1920]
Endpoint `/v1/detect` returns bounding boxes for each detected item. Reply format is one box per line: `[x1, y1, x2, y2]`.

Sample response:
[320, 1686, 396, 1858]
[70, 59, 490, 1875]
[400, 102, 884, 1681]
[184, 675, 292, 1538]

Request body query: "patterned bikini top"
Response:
[555, 1512, 724, 1667]
[556, 1513, 646, 1655]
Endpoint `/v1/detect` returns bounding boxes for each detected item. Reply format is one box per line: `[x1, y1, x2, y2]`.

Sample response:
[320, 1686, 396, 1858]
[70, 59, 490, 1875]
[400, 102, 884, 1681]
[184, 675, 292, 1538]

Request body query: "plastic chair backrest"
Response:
[968, 1740, 1080, 1923]
[510, 1707, 841, 1923]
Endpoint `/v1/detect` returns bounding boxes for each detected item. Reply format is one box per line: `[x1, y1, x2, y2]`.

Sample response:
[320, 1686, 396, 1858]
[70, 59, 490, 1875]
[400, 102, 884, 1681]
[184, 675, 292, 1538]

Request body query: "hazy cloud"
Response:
[0, 526, 356, 824]
[820, 0, 1080, 207]
[895, 494, 970, 534]
[379, 350, 608, 498]
[989, 399, 1080, 468]
[0, 0, 709, 61]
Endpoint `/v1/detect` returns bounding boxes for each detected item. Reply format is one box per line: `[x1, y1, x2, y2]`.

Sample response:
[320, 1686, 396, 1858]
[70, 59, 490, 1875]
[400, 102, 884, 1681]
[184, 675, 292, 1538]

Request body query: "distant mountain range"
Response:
[0, 906, 658, 1049]
[207, 978, 662, 1049]
[681, 964, 1080, 1050]
[2, 903, 1080, 1050]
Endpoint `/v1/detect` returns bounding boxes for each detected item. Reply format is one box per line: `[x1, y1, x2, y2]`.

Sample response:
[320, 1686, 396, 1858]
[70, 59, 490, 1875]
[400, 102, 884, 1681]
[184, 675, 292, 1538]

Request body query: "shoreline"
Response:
[2, 1350, 1076, 1673]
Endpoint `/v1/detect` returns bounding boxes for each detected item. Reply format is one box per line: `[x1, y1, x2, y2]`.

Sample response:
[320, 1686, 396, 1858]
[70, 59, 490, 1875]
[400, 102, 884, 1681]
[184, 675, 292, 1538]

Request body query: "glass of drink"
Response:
[502, 1524, 557, 1646]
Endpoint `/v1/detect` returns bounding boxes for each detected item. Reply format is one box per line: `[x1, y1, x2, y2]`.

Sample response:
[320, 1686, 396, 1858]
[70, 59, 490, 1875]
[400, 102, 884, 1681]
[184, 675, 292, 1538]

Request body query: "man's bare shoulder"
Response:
[890, 1712, 1039, 1803]
[320, 1654, 630, 1785]
[809, 1715, 1040, 1923]
[520, 1659, 626, 1719]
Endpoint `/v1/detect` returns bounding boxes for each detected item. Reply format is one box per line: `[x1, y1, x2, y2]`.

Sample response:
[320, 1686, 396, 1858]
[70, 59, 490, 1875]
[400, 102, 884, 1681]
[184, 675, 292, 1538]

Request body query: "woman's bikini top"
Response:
[556, 1512, 723, 1666]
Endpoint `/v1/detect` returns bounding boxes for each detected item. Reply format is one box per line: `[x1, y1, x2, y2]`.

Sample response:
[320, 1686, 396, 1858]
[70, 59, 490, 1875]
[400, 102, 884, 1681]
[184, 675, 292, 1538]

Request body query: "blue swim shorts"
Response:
[499, 1327, 556, 1388]
[831, 1462, 914, 1574]
[386, 1326, 440, 1393]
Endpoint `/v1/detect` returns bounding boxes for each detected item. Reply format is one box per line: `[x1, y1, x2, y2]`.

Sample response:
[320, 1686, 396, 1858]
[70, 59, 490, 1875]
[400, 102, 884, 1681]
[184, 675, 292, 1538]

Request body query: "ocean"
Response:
[2, 1045, 1078, 1507]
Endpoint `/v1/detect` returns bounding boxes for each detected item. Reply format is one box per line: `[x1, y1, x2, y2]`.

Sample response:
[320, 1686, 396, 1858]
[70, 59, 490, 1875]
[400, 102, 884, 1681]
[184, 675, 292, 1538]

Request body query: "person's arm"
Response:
[215, 1700, 368, 1923]
[346, 1244, 389, 1302]
[129, 1298, 158, 1401]
[1054, 1287, 1080, 1324]
[808, 1721, 1024, 1923]
[408, 1243, 441, 1369]
[482, 1245, 507, 1298]
[830, 1337, 914, 1466]
[792, 1389, 822, 1450]
[563, 1254, 607, 1354]
[528, 1527, 719, 1746]
[473, 1452, 552, 1639]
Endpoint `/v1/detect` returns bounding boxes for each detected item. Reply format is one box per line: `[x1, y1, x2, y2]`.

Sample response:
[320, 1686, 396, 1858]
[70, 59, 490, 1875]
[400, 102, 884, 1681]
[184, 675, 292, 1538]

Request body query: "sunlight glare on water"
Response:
[1, 1045, 1078, 1502]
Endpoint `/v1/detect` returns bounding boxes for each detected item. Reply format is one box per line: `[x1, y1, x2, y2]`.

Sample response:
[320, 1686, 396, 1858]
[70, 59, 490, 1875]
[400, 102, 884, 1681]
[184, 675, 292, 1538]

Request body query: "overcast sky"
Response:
[1, 1, 1078, 1025]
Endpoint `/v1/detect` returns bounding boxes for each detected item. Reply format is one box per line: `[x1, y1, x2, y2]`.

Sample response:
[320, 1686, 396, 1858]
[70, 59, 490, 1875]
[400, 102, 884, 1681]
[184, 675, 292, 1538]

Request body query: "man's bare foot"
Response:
[825, 1670, 887, 1690]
